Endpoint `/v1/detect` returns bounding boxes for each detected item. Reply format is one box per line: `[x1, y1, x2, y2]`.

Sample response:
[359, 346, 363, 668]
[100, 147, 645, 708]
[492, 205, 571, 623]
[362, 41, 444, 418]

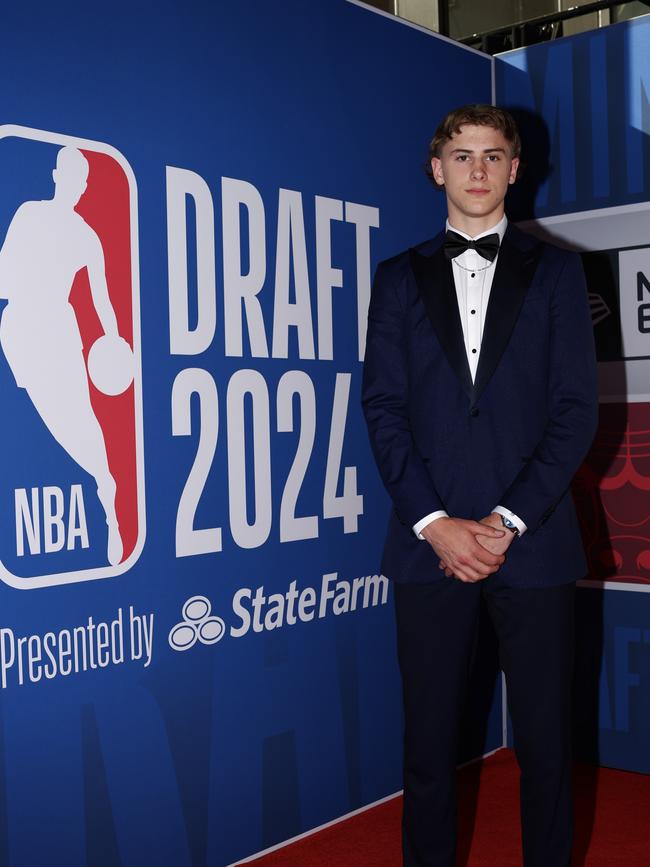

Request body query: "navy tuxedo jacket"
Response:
[362, 223, 598, 588]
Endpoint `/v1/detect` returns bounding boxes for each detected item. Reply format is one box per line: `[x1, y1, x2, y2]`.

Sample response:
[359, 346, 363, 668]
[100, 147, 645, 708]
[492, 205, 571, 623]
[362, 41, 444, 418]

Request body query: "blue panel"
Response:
[0, 1, 494, 863]
[497, 16, 650, 774]
[496, 16, 650, 217]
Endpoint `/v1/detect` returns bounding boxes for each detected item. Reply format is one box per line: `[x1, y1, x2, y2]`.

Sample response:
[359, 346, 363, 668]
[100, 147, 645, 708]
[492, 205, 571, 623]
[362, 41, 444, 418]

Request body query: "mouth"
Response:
[466, 188, 490, 195]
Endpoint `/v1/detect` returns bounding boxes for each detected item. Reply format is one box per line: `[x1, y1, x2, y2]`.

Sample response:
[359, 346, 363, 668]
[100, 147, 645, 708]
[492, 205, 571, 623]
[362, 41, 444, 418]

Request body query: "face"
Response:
[52, 167, 89, 206]
[52, 149, 90, 207]
[430, 124, 519, 234]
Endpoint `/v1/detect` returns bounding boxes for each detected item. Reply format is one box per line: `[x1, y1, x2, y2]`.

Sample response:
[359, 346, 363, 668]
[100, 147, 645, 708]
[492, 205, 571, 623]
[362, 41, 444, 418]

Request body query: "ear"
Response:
[508, 157, 520, 184]
[431, 157, 444, 186]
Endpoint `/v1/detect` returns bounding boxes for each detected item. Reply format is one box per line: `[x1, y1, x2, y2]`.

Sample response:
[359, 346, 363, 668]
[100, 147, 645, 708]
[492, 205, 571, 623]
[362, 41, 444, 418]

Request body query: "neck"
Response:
[52, 192, 76, 208]
[446, 207, 504, 237]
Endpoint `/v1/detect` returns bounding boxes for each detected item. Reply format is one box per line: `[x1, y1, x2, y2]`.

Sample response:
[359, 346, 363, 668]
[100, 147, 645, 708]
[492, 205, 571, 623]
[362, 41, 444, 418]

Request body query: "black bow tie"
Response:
[443, 230, 500, 262]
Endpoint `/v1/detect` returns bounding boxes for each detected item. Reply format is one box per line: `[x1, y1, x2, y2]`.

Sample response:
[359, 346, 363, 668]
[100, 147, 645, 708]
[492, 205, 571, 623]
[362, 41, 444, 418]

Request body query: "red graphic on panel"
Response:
[574, 402, 650, 584]
[70, 150, 138, 563]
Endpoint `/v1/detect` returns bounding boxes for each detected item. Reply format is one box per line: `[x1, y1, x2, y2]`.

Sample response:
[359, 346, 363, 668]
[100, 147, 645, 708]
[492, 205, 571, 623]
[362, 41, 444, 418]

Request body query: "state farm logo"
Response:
[0, 125, 145, 588]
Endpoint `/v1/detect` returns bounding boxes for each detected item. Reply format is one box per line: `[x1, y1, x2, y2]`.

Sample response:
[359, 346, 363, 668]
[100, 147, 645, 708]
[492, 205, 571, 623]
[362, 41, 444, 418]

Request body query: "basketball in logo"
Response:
[87, 335, 134, 396]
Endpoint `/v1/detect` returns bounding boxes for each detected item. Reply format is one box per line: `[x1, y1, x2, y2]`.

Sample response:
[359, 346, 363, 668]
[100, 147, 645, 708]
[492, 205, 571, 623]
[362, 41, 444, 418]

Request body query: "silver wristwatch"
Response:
[500, 514, 520, 538]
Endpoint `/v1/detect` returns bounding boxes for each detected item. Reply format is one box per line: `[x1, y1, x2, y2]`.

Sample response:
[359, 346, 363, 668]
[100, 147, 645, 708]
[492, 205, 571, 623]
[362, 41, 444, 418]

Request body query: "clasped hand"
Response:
[420, 513, 514, 584]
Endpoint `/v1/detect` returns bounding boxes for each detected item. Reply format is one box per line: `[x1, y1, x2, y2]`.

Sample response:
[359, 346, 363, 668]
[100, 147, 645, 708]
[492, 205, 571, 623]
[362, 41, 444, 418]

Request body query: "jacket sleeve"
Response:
[499, 251, 599, 532]
[361, 258, 445, 527]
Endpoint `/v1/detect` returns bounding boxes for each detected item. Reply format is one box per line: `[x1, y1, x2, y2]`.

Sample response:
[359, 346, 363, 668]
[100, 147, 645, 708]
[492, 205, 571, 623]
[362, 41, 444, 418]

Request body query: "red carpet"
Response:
[242, 749, 650, 865]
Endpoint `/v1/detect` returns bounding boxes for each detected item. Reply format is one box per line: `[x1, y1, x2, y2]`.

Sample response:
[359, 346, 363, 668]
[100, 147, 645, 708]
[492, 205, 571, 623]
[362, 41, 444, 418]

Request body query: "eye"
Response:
[486, 155, 500, 162]
[455, 154, 469, 161]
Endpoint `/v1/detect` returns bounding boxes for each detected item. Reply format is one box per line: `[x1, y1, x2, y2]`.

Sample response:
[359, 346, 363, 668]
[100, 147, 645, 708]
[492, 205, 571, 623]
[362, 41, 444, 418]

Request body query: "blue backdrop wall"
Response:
[0, 2, 495, 865]
[496, 15, 650, 774]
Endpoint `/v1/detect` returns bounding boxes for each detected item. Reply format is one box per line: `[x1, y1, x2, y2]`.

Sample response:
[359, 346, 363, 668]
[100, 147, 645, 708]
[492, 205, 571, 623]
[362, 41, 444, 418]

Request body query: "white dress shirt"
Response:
[413, 216, 527, 539]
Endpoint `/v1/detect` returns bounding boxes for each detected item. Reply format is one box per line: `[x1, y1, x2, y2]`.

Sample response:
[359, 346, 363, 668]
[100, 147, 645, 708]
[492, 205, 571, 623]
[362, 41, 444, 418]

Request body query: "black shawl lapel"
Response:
[472, 226, 542, 403]
[410, 243, 473, 400]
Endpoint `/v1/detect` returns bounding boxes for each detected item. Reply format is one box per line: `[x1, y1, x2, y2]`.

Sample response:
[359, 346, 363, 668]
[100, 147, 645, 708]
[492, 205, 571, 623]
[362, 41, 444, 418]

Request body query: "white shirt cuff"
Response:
[492, 506, 527, 536]
[413, 511, 448, 539]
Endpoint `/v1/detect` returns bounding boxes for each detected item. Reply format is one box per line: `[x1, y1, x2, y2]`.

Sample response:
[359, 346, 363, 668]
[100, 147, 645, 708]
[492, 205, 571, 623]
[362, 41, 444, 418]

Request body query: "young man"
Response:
[362, 105, 598, 867]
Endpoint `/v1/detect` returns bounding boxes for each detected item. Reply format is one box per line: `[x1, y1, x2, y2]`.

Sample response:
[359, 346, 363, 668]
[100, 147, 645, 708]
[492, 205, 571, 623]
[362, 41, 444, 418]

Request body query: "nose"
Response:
[471, 162, 486, 180]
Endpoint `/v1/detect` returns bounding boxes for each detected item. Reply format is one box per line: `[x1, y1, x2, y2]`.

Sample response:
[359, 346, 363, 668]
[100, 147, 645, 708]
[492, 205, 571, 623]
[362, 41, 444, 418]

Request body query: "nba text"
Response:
[14, 485, 89, 557]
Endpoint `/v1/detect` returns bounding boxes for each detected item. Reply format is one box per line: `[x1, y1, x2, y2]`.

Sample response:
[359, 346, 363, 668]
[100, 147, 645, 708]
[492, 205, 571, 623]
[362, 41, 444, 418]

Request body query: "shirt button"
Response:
[471, 348, 477, 354]
[471, 309, 476, 315]
[470, 408, 479, 417]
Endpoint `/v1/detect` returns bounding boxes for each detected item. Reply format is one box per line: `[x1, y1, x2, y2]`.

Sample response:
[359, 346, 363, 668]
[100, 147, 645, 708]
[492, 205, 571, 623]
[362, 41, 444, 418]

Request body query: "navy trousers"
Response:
[394, 578, 575, 867]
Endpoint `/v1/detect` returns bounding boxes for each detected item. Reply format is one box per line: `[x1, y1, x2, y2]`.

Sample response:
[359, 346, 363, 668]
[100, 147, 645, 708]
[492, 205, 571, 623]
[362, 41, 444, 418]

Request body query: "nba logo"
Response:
[0, 125, 145, 588]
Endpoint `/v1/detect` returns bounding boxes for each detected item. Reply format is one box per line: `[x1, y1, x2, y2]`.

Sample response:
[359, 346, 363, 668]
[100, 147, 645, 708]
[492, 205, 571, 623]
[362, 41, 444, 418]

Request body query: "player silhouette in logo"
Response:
[0, 145, 128, 566]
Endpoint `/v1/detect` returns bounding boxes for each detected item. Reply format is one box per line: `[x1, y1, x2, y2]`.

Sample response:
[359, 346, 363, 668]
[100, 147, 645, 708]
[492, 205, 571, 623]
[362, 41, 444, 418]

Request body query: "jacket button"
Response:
[470, 407, 479, 417]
